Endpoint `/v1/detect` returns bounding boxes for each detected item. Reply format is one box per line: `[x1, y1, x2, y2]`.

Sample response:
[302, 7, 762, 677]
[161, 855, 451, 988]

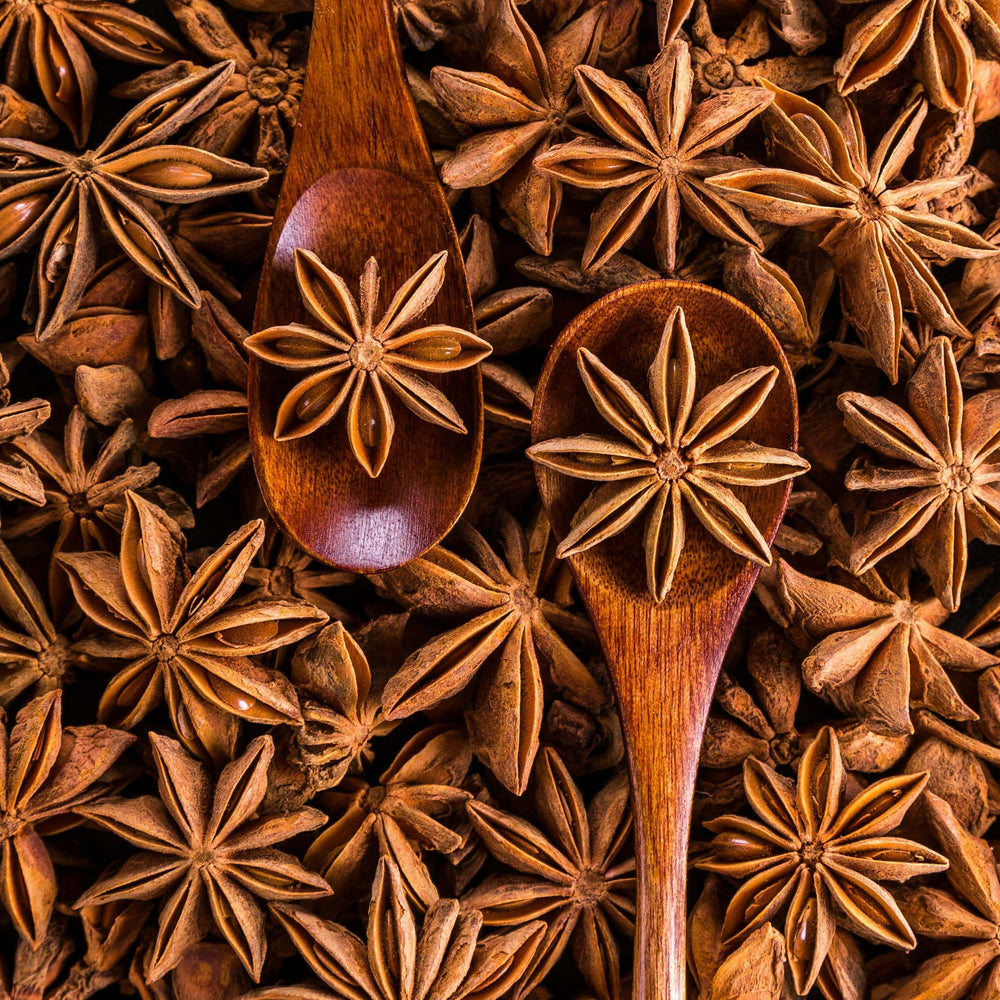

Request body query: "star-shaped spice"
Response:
[58, 491, 327, 763]
[0, 396, 48, 507]
[304, 725, 472, 910]
[243, 858, 546, 1000]
[464, 747, 635, 1000]
[697, 727, 947, 995]
[75, 733, 330, 983]
[245, 248, 491, 477]
[371, 511, 604, 794]
[527, 304, 809, 602]
[779, 559, 997, 733]
[0, 61, 268, 341]
[838, 336, 1000, 613]
[889, 792, 1000, 1000]
[0, 0, 182, 145]
[708, 83, 999, 382]
[535, 39, 772, 272]
[0, 690, 134, 948]
[836, 0, 1000, 112]
[430, 0, 607, 254]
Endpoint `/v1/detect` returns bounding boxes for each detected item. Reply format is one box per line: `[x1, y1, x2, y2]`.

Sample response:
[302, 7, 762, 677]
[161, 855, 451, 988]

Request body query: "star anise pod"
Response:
[708, 83, 999, 382]
[0, 913, 117, 1000]
[115, 0, 307, 177]
[0, 690, 135, 948]
[527, 304, 809, 601]
[371, 510, 604, 794]
[0, 61, 269, 341]
[288, 621, 399, 790]
[304, 725, 472, 910]
[888, 792, 1000, 1000]
[838, 336, 1000, 612]
[689, 0, 833, 98]
[698, 726, 947, 995]
[835, 0, 1000, 112]
[779, 558, 997, 733]
[0, 391, 49, 508]
[0, 0, 182, 145]
[0, 539, 79, 704]
[243, 858, 545, 1000]
[245, 248, 491, 477]
[58, 491, 327, 763]
[75, 732, 330, 982]
[464, 746, 635, 1000]
[533, 39, 771, 272]
[430, 0, 607, 254]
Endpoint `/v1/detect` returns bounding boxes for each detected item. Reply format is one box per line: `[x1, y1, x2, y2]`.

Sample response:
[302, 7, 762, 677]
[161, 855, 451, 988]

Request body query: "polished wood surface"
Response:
[532, 282, 797, 1000]
[249, 0, 481, 572]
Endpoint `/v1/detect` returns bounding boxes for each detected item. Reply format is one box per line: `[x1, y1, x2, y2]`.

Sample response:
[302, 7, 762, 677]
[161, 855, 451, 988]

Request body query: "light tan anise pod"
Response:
[0, 690, 135, 949]
[58, 491, 327, 763]
[698, 727, 947, 995]
[371, 511, 604, 794]
[75, 733, 331, 983]
[839, 336, 1000, 613]
[0, 61, 269, 341]
[534, 39, 773, 272]
[464, 747, 635, 1000]
[245, 248, 491, 477]
[527, 304, 809, 602]
[707, 82, 999, 382]
[243, 858, 545, 1000]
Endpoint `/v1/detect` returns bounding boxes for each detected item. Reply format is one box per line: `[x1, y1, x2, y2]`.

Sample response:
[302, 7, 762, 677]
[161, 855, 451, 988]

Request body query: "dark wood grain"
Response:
[532, 281, 797, 1000]
[249, 0, 481, 572]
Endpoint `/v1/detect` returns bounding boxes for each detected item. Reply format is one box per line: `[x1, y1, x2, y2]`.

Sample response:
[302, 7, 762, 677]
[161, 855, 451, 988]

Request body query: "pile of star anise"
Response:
[0, 0, 999, 996]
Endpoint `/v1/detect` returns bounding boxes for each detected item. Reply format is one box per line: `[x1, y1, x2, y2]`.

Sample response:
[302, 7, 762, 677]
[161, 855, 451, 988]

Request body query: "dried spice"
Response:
[246, 249, 491, 476]
[698, 727, 947, 994]
[75, 733, 330, 981]
[528, 304, 809, 600]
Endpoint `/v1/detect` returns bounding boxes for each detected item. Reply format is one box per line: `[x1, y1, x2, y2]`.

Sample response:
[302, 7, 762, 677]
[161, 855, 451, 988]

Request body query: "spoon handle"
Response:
[275, 0, 439, 225]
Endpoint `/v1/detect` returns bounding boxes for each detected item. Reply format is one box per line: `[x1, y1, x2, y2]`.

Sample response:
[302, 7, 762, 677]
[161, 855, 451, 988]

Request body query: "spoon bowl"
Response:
[248, 0, 481, 572]
[532, 280, 797, 1000]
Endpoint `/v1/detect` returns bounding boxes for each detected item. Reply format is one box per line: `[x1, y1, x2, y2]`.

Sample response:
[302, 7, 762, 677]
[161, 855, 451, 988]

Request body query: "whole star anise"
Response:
[698, 727, 947, 995]
[708, 83, 999, 382]
[58, 491, 327, 763]
[527, 304, 809, 601]
[75, 733, 330, 982]
[245, 248, 491, 477]
[0, 62, 268, 341]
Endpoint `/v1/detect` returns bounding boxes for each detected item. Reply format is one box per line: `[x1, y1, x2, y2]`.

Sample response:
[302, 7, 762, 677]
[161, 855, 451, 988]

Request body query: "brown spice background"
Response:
[1, 0, 1000, 997]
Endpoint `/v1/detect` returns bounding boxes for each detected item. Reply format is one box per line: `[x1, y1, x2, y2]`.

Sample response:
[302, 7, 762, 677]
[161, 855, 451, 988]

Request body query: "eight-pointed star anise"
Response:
[535, 39, 772, 272]
[0, 61, 268, 341]
[839, 336, 1000, 613]
[75, 733, 331, 983]
[0, 690, 134, 949]
[708, 82, 999, 382]
[245, 248, 491, 477]
[527, 304, 809, 601]
[698, 726, 947, 995]
[57, 491, 327, 763]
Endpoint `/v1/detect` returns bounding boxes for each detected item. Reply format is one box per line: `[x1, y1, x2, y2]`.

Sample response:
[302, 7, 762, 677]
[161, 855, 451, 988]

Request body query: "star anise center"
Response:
[0, 814, 24, 839]
[247, 65, 291, 105]
[361, 784, 389, 812]
[769, 732, 798, 766]
[799, 840, 825, 867]
[153, 634, 181, 663]
[349, 336, 385, 372]
[940, 463, 973, 492]
[191, 848, 216, 869]
[38, 635, 72, 680]
[574, 866, 608, 904]
[856, 188, 885, 221]
[891, 600, 921, 624]
[268, 564, 296, 596]
[67, 490, 93, 516]
[659, 153, 683, 178]
[704, 56, 736, 88]
[655, 447, 689, 481]
[508, 583, 538, 617]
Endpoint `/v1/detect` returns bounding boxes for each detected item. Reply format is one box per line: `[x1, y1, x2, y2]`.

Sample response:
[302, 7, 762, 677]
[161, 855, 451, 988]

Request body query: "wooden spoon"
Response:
[531, 281, 798, 1000]
[248, 0, 481, 572]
